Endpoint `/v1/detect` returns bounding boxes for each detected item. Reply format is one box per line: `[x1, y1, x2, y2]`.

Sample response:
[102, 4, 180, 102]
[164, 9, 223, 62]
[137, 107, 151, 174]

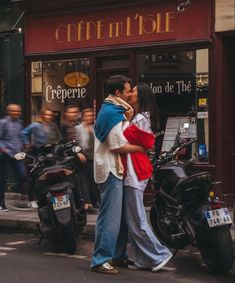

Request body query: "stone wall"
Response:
[215, 0, 235, 32]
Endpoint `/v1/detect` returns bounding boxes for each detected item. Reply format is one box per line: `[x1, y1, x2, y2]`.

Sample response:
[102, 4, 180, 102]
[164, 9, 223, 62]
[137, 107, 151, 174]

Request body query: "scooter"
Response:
[15, 141, 87, 254]
[150, 132, 234, 274]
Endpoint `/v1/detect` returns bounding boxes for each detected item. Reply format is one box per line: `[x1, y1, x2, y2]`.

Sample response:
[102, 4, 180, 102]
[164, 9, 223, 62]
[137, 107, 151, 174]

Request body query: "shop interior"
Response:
[30, 48, 209, 162]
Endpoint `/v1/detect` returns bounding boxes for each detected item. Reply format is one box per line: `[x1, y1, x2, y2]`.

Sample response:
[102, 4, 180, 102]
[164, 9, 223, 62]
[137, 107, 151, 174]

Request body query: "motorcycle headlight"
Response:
[72, 146, 81, 153]
[197, 173, 212, 185]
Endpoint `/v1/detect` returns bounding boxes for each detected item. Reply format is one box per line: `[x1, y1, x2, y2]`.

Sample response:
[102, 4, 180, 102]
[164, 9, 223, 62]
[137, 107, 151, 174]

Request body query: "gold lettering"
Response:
[166, 12, 175, 32]
[143, 14, 156, 35]
[67, 24, 77, 42]
[97, 20, 104, 39]
[109, 22, 115, 38]
[116, 22, 122, 37]
[109, 22, 122, 38]
[156, 13, 162, 33]
[126, 17, 134, 36]
[86, 21, 96, 40]
[139, 15, 143, 35]
[55, 25, 66, 43]
[55, 10, 176, 44]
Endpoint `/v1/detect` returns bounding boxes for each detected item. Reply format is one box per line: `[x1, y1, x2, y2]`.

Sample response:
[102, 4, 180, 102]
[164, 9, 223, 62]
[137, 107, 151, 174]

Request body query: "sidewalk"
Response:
[1, 193, 235, 247]
[0, 193, 97, 234]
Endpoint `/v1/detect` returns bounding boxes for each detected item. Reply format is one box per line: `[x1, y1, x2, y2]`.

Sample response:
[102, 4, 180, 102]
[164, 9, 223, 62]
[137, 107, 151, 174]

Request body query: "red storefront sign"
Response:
[25, 0, 211, 55]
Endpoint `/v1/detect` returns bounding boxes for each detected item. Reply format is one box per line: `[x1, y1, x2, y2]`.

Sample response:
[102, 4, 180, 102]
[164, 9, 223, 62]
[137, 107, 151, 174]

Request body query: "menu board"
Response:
[161, 116, 190, 152]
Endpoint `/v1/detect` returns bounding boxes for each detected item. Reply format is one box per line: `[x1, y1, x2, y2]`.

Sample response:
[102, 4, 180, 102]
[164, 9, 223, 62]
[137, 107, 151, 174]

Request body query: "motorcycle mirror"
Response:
[14, 152, 26, 160]
[183, 122, 190, 129]
[178, 122, 190, 134]
[72, 146, 81, 153]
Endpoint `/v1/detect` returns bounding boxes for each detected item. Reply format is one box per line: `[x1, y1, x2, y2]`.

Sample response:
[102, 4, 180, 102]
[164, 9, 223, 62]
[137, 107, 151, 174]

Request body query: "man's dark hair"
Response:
[107, 75, 132, 95]
[64, 105, 79, 112]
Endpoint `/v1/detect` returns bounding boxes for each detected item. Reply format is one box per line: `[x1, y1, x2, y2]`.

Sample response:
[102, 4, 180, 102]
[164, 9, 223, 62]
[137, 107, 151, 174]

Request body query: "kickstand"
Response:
[38, 235, 43, 245]
[36, 224, 43, 245]
[172, 248, 178, 258]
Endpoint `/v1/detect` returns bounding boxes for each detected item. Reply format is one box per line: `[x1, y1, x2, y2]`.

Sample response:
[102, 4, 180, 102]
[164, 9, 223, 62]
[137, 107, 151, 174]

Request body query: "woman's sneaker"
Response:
[151, 254, 173, 272]
[0, 204, 8, 212]
[28, 201, 38, 209]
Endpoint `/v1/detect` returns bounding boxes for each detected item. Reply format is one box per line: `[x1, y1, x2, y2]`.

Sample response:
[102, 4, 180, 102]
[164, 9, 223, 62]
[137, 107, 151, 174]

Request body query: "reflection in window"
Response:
[31, 58, 92, 124]
[137, 49, 209, 162]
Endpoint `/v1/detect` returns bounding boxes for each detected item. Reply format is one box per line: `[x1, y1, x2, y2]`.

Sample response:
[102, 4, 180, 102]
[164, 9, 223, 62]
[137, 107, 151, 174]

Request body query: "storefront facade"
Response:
[214, 0, 235, 206]
[22, 0, 234, 205]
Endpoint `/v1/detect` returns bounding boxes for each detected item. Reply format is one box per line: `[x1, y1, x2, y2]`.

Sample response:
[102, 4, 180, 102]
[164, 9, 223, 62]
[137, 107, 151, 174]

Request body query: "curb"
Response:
[0, 214, 96, 237]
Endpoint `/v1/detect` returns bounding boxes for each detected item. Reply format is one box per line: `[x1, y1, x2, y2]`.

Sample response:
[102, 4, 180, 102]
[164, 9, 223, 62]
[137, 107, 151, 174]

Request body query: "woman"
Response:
[123, 83, 172, 272]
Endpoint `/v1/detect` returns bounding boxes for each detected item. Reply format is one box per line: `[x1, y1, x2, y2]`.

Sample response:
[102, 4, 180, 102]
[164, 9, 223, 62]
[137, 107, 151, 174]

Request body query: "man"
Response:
[90, 75, 145, 274]
[61, 105, 81, 143]
[0, 104, 27, 211]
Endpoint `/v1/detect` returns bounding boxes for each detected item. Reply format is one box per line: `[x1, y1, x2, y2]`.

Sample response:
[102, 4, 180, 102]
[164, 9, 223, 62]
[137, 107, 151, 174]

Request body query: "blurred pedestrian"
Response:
[22, 108, 61, 207]
[22, 108, 61, 149]
[0, 104, 27, 211]
[75, 108, 99, 213]
[61, 105, 81, 143]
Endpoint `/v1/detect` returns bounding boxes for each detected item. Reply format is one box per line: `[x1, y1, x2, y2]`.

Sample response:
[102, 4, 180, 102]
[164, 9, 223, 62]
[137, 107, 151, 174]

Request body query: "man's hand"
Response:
[112, 144, 146, 154]
[125, 108, 134, 121]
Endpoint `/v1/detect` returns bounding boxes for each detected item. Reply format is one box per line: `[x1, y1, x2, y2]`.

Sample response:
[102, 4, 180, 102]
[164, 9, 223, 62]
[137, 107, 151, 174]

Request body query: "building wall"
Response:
[215, 0, 235, 32]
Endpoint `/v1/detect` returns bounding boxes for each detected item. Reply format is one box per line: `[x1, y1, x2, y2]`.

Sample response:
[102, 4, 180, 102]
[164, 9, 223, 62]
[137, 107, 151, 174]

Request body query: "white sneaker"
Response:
[28, 201, 38, 208]
[151, 254, 173, 272]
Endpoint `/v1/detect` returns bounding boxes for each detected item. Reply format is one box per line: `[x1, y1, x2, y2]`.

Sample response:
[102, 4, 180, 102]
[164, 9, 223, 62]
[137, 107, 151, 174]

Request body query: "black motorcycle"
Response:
[150, 138, 234, 274]
[15, 141, 87, 254]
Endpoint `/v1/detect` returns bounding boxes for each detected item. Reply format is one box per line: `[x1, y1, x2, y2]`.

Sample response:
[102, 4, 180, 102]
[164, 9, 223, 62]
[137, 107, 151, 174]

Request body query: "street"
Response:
[0, 229, 234, 283]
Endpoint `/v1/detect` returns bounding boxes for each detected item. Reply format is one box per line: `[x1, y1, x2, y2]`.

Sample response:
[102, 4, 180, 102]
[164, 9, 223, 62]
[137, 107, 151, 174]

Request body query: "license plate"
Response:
[51, 194, 70, 211]
[205, 208, 232, 227]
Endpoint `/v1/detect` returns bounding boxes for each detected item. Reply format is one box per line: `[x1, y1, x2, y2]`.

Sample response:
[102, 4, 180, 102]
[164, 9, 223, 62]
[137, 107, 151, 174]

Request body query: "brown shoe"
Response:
[90, 262, 118, 275]
[111, 258, 134, 268]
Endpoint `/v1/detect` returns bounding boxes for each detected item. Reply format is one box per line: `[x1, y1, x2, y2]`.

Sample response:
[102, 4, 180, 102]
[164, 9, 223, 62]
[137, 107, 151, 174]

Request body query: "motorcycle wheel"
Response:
[150, 205, 189, 249]
[61, 219, 77, 254]
[198, 226, 234, 274]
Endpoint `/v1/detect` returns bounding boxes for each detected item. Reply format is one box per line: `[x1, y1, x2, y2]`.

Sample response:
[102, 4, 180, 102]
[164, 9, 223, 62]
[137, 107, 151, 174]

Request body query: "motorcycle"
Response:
[15, 141, 87, 254]
[150, 130, 234, 274]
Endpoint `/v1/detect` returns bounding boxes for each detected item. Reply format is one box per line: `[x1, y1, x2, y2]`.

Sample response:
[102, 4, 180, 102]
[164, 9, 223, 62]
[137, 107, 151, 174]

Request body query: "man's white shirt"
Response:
[94, 121, 128, 184]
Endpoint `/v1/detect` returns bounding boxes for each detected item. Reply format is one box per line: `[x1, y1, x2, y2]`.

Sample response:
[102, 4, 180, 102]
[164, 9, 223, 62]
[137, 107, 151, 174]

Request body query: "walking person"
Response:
[123, 83, 173, 271]
[61, 105, 81, 143]
[90, 75, 146, 275]
[0, 104, 28, 211]
[21, 108, 61, 207]
[22, 108, 61, 149]
[75, 108, 99, 213]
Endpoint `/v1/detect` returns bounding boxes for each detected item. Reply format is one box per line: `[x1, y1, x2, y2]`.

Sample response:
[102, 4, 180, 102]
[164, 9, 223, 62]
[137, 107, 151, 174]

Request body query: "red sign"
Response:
[25, 0, 211, 55]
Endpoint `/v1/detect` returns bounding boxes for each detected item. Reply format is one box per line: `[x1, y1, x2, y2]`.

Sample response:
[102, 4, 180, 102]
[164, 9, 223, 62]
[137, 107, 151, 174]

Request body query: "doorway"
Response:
[222, 35, 235, 205]
[95, 54, 131, 111]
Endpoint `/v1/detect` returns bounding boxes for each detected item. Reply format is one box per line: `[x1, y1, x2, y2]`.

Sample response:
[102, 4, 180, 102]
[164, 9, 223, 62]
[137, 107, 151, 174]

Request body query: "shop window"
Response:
[30, 58, 92, 124]
[138, 49, 209, 162]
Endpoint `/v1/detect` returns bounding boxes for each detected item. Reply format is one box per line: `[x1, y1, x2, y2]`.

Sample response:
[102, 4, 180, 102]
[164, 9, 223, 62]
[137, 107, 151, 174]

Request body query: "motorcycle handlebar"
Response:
[156, 138, 197, 166]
